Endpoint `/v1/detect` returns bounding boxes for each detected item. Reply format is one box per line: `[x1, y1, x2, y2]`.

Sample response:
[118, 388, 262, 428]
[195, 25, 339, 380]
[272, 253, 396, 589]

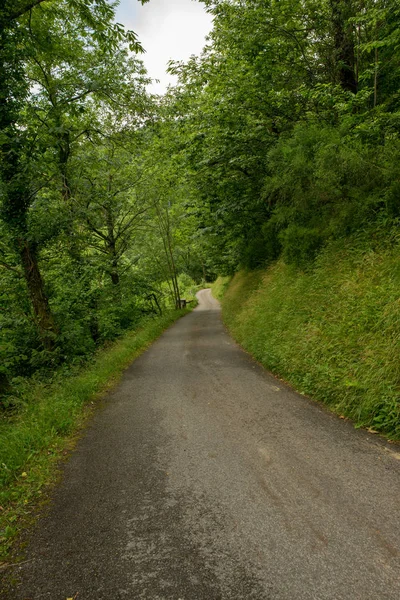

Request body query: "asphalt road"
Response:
[6, 289, 400, 599]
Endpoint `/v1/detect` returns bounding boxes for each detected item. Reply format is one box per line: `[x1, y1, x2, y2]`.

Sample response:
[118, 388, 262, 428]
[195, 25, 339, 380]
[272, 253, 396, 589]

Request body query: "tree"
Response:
[0, 0, 147, 348]
[72, 136, 150, 287]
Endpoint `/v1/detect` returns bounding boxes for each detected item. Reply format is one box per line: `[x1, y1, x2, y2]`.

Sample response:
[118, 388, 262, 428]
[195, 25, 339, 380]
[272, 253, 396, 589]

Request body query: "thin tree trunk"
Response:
[374, 47, 378, 108]
[152, 293, 162, 315]
[164, 227, 180, 307]
[148, 292, 162, 316]
[154, 201, 181, 307]
[165, 276, 175, 304]
[162, 203, 181, 308]
[19, 239, 57, 349]
[104, 174, 121, 286]
[105, 217, 120, 285]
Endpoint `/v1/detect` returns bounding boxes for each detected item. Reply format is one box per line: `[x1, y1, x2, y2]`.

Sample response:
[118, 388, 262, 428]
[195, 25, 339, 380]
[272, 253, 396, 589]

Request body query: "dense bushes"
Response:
[0, 266, 199, 401]
[0, 0, 207, 402]
[261, 124, 399, 268]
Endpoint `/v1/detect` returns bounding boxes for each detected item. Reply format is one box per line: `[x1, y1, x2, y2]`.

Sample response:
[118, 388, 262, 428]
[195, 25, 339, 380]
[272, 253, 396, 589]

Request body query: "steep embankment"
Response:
[213, 233, 400, 440]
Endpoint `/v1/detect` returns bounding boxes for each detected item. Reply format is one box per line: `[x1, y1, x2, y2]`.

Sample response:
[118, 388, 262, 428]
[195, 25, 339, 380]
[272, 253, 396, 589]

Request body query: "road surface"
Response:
[5, 289, 400, 599]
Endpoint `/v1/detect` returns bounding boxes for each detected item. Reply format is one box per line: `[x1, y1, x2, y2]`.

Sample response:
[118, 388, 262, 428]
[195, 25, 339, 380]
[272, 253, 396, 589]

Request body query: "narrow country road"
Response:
[6, 289, 400, 599]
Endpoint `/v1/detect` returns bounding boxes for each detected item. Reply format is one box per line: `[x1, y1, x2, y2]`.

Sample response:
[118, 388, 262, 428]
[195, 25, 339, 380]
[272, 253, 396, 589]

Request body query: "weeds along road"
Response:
[7, 289, 400, 599]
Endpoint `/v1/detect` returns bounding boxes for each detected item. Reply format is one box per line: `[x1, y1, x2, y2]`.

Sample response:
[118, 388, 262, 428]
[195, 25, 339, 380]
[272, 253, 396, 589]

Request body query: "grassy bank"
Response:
[0, 309, 190, 561]
[212, 232, 400, 441]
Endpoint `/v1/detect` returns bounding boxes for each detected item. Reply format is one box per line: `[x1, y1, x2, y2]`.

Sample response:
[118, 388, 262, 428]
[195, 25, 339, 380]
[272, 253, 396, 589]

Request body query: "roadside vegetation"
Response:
[0, 307, 193, 561]
[212, 228, 400, 440]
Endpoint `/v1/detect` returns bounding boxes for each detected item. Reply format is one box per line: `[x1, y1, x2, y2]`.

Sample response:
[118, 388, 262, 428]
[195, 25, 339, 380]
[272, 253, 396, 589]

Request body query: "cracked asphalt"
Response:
[4, 289, 400, 599]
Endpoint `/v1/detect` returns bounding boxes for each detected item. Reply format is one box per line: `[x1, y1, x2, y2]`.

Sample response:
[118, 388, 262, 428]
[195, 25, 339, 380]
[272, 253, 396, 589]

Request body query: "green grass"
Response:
[210, 275, 232, 301]
[214, 233, 400, 441]
[0, 309, 190, 561]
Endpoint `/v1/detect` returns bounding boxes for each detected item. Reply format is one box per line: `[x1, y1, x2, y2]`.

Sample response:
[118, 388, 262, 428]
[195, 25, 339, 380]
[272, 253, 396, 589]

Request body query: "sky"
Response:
[115, 0, 213, 94]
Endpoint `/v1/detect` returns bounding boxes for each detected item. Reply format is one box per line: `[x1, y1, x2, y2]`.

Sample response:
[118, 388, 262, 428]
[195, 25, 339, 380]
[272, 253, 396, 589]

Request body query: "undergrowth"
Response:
[210, 276, 232, 301]
[214, 231, 400, 440]
[0, 308, 190, 561]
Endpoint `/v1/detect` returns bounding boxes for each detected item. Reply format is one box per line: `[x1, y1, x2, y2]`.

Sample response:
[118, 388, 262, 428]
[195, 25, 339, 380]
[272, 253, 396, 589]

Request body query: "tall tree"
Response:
[0, 0, 146, 347]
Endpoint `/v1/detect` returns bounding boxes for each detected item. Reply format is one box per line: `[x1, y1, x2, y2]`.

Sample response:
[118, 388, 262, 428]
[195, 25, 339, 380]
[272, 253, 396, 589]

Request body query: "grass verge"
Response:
[0, 308, 190, 562]
[214, 233, 400, 441]
[210, 275, 232, 301]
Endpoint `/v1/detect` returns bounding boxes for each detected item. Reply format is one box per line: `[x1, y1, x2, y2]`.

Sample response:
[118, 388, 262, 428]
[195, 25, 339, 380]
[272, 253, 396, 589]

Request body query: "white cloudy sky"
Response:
[115, 0, 213, 94]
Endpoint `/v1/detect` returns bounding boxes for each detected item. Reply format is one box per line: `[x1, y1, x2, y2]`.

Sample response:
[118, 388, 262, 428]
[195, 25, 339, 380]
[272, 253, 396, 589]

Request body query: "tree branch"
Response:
[7, 0, 46, 21]
[0, 260, 22, 276]
[115, 207, 148, 241]
[86, 219, 109, 242]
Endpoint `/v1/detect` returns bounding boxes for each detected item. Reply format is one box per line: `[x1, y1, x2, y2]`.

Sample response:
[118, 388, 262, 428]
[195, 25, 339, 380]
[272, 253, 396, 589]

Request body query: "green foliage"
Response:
[0, 0, 167, 385]
[210, 275, 232, 301]
[261, 123, 400, 266]
[240, 220, 282, 270]
[164, 0, 400, 272]
[280, 225, 324, 267]
[215, 229, 400, 440]
[177, 273, 198, 302]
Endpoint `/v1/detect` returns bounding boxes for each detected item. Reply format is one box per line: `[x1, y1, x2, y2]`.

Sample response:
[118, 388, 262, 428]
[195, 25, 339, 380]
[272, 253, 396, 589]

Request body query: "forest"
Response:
[1, 0, 400, 556]
[1, 0, 400, 390]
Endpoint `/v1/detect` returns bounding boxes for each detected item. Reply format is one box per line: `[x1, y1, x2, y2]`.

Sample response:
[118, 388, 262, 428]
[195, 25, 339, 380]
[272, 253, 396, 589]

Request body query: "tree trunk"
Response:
[104, 177, 120, 286]
[106, 233, 120, 286]
[374, 47, 378, 108]
[152, 293, 162, 315]
[19, 239, 57, 349]
[110, 265, 120, 285]
[153, 199, 182, 308]
[0, 373, 11, 397]
[330, 0, 358, 94]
